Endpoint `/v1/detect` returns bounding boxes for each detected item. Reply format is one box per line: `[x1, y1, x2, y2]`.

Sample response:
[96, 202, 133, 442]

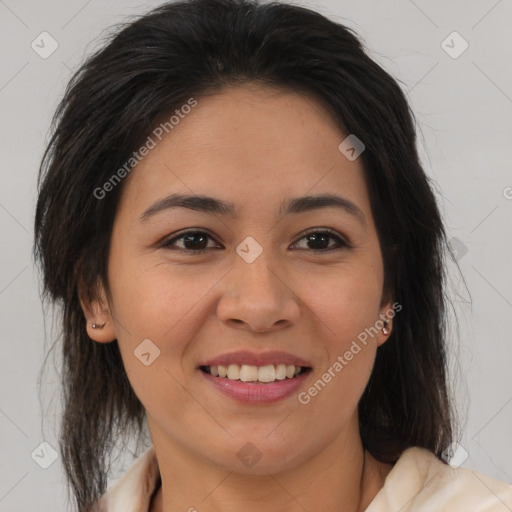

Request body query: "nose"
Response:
[216, 250, 301, 333]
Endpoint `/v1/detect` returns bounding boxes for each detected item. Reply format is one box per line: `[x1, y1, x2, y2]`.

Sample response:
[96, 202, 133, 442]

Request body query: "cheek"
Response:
[295, 262, 383, 403]
[300, 262, 384, 342]
[106, 255, 226, 389]
[105, 276, 201, 414]
[297, 278, 380, 426]
[109, 253, 220, 336]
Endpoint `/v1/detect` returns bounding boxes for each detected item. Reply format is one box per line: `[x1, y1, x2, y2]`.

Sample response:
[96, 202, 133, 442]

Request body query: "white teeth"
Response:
[275, 364, 287, 380]
[239, 364, 258, 382]
[227, 364, 240, 380]
[258, 365, 275, 382]
[206, 363, 305, 382]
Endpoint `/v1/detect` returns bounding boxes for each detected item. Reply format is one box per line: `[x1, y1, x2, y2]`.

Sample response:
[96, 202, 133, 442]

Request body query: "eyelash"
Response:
[160, 228, 350, 254]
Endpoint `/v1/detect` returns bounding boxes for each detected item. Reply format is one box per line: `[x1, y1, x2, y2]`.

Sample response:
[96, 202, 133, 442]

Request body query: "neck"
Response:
[148, 415, 393, 512]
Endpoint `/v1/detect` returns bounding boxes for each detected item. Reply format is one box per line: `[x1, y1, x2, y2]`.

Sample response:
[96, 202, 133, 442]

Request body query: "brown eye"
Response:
[162, 231, 219, 253]
[292, 229, 349, 251]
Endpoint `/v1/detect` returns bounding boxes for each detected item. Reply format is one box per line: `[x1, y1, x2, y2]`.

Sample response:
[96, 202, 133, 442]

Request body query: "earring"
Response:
[382, 321, 390, 335]
[91, 322, 106, 329]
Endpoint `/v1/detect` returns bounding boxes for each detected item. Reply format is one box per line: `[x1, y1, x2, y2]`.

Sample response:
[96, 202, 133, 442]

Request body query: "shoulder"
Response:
[93, 445, 160, 512]
[366, 446, 512, 511]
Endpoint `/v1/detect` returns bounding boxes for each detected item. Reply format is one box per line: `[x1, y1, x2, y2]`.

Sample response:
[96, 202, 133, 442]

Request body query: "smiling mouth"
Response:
[199, 364, 311, 384]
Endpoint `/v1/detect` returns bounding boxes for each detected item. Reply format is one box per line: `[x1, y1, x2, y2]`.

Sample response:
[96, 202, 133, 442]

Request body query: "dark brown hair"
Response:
[34, 1, 456, 510]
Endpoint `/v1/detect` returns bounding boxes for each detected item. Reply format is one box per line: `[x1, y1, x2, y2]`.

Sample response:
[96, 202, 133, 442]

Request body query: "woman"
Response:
[33, 0, 512, 511]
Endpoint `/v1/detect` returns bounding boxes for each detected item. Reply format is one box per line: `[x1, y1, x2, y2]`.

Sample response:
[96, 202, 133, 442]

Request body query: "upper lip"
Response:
[199, 350, 313, 368]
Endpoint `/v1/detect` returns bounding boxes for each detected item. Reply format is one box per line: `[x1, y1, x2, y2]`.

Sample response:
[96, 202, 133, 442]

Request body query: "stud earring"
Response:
[91, 322, 106, 329]
[382, 321, 390, 335]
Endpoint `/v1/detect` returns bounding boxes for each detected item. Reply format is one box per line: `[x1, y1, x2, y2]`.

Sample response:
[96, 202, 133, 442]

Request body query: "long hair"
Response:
[34, 1, 455, 510]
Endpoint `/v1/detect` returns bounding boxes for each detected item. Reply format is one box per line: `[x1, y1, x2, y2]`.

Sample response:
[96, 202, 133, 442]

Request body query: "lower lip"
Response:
[199, 369, 311, 404]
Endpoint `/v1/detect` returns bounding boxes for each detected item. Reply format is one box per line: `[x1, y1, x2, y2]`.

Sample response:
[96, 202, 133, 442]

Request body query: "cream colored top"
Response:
[95, 445, 512, 511]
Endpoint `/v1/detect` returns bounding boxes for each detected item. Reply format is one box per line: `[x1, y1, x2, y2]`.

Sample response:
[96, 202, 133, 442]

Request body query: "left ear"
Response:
[376, 300, 395, 347]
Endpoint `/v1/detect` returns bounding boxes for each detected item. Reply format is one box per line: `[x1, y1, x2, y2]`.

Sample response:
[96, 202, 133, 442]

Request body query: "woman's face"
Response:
[87, 84, 392, 474]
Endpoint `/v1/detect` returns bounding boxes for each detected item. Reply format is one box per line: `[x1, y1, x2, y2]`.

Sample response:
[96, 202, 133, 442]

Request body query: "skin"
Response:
[81, 83, 395, 512]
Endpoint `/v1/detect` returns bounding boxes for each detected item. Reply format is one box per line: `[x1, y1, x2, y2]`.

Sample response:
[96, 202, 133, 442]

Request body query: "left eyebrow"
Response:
[139, 192, 366, 226]
[140, 193, 236, 222]
[282, 193, 366, 226]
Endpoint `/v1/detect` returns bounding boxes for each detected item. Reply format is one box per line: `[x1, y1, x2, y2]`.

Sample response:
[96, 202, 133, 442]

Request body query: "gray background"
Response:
[0, 0, 511, 510]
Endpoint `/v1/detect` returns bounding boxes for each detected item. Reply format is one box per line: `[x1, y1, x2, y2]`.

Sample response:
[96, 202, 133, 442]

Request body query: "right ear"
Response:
[79, 280, 117, 343]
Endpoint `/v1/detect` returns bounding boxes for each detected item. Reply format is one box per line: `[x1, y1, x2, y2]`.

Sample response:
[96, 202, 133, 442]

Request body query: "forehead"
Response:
[118, 83, 371, 219]
[165, 83, 343, 158]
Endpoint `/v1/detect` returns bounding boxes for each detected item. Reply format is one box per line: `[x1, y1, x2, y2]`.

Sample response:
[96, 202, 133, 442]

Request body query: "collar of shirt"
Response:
[95, 445, 512, 512]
